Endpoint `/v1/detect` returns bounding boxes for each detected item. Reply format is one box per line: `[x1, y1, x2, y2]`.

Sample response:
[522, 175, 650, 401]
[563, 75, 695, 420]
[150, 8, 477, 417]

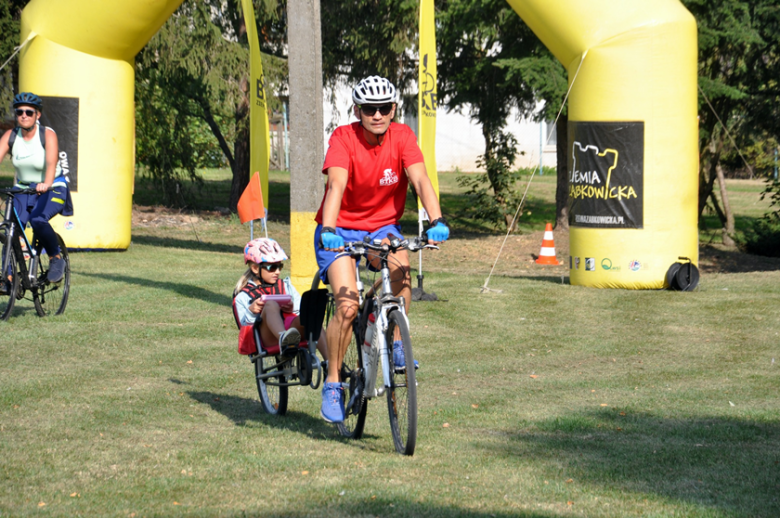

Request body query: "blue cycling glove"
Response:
[427, 219, 450, 242]
[321, 230, 344, 249]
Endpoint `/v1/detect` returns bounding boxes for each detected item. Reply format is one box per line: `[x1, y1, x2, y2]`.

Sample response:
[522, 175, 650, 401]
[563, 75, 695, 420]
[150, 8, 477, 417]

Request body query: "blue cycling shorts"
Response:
[314, 224, 405, 284]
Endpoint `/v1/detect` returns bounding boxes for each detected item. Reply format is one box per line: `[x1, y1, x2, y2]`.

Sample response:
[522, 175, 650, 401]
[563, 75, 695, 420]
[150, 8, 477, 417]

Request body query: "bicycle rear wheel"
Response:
[336, 298, 368, 439]
[255, 355, 289, 415]
[0, 229, 18, 321]
[385, 309, 417, 455]
[33, 233, 70, 317]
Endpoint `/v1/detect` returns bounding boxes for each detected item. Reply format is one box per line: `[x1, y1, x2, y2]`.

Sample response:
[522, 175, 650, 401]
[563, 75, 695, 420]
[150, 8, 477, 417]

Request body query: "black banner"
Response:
[568, 121, 644, 228]
[40, 96, 79, 192]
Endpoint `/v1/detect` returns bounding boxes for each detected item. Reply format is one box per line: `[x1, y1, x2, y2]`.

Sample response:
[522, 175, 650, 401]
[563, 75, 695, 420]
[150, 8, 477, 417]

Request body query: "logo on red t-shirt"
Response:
[379, 168, 399, 186]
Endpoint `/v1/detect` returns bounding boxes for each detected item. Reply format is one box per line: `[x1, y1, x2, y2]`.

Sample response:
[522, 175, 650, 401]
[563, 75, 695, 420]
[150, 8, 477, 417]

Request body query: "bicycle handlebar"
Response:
[341, 235, 439, 257]
[0, 187, 41, 196]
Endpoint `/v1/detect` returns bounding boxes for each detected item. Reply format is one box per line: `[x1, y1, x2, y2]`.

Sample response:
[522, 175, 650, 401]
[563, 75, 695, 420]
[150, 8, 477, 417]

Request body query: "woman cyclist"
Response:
[0, 92, 73, 291]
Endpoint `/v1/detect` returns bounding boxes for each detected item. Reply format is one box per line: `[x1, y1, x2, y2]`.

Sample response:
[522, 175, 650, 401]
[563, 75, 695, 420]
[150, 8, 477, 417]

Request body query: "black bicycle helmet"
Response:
[13, 92, 43, 111]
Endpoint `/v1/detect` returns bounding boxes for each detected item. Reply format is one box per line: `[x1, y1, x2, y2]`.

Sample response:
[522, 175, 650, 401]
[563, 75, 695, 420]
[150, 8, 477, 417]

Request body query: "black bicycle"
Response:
[0, 187, 70, 320]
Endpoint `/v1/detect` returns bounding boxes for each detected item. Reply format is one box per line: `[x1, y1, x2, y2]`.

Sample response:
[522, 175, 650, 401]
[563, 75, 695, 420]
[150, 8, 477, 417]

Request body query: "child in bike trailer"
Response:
[0, 93, 73, 293]
[233, 238, 327, 359]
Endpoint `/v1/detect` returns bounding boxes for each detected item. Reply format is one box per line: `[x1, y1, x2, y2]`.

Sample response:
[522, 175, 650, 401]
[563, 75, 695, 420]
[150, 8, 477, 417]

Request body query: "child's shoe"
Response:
[279, 328, 301, 357]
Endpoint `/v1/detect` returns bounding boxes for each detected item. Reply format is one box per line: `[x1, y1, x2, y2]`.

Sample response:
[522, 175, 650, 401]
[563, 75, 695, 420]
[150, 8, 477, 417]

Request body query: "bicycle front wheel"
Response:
[0, 228, 18, 321]
[385, 309, 417, 455]
[255, 355, 289, 415]
[33, 233, 70, 317]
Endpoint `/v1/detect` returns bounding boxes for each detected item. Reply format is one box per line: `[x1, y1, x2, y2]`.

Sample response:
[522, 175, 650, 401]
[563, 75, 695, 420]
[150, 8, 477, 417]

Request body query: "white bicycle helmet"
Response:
[244, 238, 288, 264]
[352, 76, 399, 105]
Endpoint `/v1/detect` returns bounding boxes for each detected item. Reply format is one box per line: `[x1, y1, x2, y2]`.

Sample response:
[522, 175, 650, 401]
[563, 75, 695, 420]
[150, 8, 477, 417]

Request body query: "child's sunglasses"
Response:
[359, 104, 393, 116]
[261, 263, 283, 272]
[15, 109, 35, 117]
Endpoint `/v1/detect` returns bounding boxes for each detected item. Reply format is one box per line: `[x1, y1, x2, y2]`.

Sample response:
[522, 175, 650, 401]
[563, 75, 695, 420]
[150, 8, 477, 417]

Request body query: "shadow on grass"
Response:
[188, 390, 323, 430]
[187, 390, 382, 447]
[134, 177, 291, 223]
[226, 504, 553, 518]
[131, 235, 237, 254]
[490, 410, 780, 517]
[4, 304, 39, 319]
[80, 272, 231, 306]
[699, 244, 780, 274]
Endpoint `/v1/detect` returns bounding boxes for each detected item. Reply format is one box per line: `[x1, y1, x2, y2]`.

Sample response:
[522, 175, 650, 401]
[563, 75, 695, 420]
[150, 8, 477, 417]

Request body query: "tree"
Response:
[683, 0, 780, 244]
[437, 0, 538, 230]
[0, 0, 27, 121]
[135, 0, 287, 209]
[320, 0, 419, 123]
[496, 53, 569, 230]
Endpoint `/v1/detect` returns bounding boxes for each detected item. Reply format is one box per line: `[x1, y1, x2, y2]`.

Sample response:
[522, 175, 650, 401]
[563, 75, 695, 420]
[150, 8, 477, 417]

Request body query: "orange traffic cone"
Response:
[535, 223, 560, 265]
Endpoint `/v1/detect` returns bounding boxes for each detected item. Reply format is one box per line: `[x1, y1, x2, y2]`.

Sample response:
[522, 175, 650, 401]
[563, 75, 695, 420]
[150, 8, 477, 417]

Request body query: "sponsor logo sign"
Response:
[40, 96, 79, 192]
[601, 258, 621, 272]
[629, 260, 641, 271]
[585, 257, 595, 271]
[568, 121, 644, 229]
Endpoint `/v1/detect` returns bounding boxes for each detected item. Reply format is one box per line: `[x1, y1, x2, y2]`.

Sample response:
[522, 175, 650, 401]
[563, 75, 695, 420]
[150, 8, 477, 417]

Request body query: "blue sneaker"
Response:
[47, 257, 65, 283]
[393, 340, 419, 372]
[320, 382, 345, 423]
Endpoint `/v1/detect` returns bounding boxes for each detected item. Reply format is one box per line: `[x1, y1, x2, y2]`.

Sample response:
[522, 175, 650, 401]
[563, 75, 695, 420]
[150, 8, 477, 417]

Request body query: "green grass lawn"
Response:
[0, 166, 778, 517]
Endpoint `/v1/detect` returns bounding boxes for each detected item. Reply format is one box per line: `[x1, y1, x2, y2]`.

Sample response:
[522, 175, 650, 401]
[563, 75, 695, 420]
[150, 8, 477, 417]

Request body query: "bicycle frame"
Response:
[1, 192, 40, 290]
[342, 237, 430, 399]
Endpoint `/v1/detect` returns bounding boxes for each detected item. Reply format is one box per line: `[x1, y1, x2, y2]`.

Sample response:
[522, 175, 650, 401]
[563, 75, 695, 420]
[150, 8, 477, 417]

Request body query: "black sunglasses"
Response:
[15, 109, 35, 117]
[360, 104, 393, 116]
[260, 263, 283, 272]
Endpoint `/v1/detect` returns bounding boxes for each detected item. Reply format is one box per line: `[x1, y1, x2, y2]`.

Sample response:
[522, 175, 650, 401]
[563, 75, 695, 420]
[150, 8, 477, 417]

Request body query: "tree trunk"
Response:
[229, 79, 251, 212]
[196, 94, 235, 174]
[230, 126, 250, 212]
[698, 135, 724, 221]
[715, 163, 736, 246]
[554, 114, 569, 230]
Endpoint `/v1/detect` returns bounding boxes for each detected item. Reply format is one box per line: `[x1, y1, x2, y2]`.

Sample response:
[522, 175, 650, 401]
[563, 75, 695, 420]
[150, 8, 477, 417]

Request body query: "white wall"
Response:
[322, 84, 558, 173]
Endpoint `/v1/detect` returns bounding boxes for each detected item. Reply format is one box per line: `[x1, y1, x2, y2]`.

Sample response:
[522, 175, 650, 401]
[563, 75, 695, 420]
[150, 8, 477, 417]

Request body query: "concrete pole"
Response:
[288, 0, 325, 293]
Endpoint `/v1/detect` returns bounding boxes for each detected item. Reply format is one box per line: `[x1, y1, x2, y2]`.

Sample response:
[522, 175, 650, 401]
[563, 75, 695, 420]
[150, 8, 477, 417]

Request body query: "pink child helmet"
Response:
[244, 238, 288, 264]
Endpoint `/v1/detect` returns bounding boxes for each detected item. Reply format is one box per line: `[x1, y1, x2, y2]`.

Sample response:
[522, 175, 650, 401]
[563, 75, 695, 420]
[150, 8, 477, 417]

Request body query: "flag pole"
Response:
[414, 0, 439, 302]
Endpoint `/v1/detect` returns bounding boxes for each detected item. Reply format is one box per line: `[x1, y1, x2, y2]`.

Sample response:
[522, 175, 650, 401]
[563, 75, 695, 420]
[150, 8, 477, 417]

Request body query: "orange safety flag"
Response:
[237, 172, 266, 224]
[240, 0, 271, 208]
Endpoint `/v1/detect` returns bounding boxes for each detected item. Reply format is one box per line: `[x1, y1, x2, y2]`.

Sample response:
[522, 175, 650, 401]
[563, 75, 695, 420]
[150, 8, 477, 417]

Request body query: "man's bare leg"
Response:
[324, 255, 359, 384]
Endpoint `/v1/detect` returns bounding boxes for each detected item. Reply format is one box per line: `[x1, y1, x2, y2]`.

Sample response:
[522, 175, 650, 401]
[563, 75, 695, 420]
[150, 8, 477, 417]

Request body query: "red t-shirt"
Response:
[315, 122, 424, 231]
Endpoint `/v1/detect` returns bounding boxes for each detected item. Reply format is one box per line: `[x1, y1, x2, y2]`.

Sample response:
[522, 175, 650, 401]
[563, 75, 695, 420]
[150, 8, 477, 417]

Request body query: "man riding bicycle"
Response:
[314, 76, 450, 423]
[0, 93, 73, 292]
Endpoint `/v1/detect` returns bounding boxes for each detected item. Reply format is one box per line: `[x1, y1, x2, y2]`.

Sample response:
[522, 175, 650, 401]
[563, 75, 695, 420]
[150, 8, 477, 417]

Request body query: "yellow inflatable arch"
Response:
[19, 0, 698, 290]
[505, 0, 699, 289]
[19, 0, 184, 250]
